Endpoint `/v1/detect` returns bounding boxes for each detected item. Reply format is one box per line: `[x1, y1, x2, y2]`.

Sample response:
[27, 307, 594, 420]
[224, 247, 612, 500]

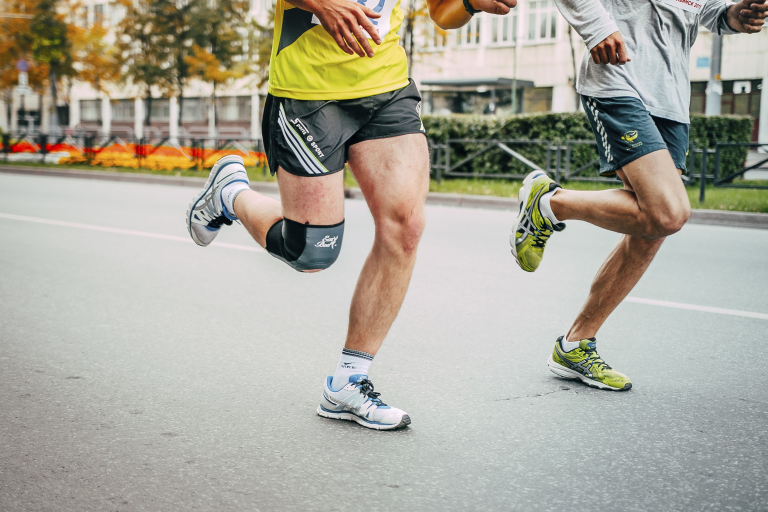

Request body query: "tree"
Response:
[114, 0, 174, 132]
[185, 0, 250, 132]
[30, 0, 75, 133]
[0, 0, 47, 129]
[400, 0, 438, 75]
[245, 12, 274, 91]
[70, 19, 121, 127]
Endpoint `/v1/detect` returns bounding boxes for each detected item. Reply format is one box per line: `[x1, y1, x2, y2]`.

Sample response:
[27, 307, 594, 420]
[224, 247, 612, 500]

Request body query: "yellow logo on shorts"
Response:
[621, 130, 639, 143]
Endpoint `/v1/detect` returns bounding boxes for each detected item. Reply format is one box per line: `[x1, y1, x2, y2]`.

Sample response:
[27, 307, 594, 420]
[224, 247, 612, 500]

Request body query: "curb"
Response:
[2, 164, 767, 229]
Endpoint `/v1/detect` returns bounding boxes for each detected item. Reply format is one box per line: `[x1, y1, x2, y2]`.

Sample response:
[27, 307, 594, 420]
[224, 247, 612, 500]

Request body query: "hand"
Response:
[727, 0, 766, 33]
[307, 0, 383, 58]
[590, 31, 631, 65]
[468, 0, 517, 15]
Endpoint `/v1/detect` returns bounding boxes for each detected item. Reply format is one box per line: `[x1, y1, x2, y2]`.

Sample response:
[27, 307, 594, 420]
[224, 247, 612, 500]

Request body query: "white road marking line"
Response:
[626, 297, 768, 321]
[0, 212, 265, 253]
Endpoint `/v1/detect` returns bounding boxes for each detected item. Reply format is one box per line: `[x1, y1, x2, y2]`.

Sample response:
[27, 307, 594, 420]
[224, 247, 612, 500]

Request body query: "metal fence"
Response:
[2, 132, 766, 204]
[429, 139, 768, 202]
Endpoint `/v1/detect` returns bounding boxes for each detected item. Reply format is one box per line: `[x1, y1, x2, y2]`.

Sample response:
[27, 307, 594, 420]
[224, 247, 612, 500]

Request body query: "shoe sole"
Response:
[510, 170, 547, 272]
[316, 406, 411, 431]
[185, 155, 246, 247]
[547, 355, 632, 391]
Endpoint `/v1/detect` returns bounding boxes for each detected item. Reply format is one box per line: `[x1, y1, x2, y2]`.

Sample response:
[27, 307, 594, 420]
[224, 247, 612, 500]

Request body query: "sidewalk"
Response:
[2, 163, 767, 230]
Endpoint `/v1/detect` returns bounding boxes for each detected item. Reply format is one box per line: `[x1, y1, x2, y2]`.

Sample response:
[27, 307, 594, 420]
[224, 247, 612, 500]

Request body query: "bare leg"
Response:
[558, 151, 688, 340]
[344, 134, 430, 355]
[566, 235, 664, 340]
[551, 150, 690, 239]
[234, 168, 344, 249]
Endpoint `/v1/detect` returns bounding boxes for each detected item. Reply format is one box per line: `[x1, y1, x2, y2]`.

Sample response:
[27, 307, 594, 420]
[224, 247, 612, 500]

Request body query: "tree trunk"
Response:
[50, 68, 59, 134]
[212, 82, 217, 131]
[145, 90, 153, 131]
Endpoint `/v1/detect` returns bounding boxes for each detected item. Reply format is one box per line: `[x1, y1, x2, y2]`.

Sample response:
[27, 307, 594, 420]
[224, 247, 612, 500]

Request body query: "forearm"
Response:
[428, 0, 472, 29]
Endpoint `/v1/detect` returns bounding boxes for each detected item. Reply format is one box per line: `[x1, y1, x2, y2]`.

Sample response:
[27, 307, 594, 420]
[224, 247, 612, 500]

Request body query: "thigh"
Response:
[617, 149, 688, 213]
[277, 167, 345, 225]
[347, 133, 430, 220]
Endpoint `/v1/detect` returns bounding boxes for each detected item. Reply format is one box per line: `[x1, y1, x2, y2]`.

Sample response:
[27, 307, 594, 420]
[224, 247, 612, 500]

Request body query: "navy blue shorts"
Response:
[581, 96, 689, 177]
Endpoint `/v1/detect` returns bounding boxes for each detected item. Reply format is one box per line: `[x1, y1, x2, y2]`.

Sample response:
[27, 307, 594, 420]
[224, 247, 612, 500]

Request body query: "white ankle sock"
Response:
[331, 348, 373, 390]
[560, 336, 582, 352]
[220, 181, 250, 220]
[539, 188, 561, 224]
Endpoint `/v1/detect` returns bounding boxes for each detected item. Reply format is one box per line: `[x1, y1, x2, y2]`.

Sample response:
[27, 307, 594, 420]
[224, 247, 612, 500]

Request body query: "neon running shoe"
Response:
[547, 336, 632, 391]
[318, 374, 411, 431]
[510, 170, 565, 272]
[186, 155, 249, 247]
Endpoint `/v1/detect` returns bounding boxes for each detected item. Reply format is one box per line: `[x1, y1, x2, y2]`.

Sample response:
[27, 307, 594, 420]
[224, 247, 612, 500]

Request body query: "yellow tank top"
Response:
[268, 0, 409, 100]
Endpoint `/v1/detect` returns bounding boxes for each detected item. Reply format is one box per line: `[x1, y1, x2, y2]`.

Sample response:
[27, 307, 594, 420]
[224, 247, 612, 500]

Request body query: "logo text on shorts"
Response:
[315, 235, 338, 249]
[291, 117, 325, 158]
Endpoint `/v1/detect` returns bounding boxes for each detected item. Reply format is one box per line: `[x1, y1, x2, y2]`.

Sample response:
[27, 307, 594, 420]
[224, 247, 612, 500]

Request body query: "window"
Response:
[490, 13, 517, 44]
[427, 23, 448, 49]
[94, 4, 104, 25]
[80, 100, 100, 121]
[456, 16, 482, 47]
[149, 99, 170, 120]
[527, 0, 558, 42]
[111, 99, 135, 121]
[217, 96, 251, 121]
[181, 98, 207, 122]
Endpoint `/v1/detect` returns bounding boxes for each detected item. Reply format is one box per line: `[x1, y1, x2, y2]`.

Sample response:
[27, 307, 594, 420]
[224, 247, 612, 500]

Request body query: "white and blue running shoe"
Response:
[186, 155, 250, 247]
[318, 375, 411, 431]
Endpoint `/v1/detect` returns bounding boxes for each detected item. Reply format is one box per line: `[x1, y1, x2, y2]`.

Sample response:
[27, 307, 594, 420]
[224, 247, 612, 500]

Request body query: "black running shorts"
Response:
[582, 95, 689, 177]
[262, 80, 426, 177]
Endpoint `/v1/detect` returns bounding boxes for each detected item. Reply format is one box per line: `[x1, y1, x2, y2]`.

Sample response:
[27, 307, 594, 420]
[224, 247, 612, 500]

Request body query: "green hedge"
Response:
[422, 113, 752, 180]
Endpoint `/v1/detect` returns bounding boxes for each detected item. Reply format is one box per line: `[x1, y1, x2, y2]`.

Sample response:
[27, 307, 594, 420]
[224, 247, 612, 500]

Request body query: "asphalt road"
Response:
[1, 173, 767, 512]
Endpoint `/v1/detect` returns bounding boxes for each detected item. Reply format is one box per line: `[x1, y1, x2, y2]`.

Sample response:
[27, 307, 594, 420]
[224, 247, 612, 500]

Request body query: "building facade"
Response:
[1, 0, 766, 144]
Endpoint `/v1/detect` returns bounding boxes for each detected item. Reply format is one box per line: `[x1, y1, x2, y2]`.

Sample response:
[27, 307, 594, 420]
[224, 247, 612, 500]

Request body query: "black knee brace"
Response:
[266, 218, 344, 271]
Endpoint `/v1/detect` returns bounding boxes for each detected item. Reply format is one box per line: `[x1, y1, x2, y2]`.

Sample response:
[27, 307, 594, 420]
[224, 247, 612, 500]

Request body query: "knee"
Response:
[377, 206, 426, 257]
[266, 218, 344, 271]
[645, 202, 690, 238]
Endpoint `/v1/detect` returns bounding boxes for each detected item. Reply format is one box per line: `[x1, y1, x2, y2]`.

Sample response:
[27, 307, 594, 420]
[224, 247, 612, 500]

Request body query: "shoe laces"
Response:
[355, 379, 387, 407]
[582, 348, 612, 372]
[208, 215, 233, 230]
[519, 210, 554, 249]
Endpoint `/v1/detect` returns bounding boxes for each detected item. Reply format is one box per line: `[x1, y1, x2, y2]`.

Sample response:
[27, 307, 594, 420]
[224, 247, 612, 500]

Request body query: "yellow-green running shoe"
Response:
[510, 171, 565, 272]
[547, 336, 632, 391]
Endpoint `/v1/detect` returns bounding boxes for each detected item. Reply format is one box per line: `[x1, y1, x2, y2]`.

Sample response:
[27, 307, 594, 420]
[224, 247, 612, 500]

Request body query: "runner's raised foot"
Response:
[548, 336, 632, 391]
[186, 155, 250, 247]
[510, 171, 565, 272]
[318, 374, 411, 431]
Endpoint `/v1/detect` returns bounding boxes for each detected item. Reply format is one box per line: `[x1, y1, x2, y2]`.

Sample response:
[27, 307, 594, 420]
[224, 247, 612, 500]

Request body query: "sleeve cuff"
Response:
[585, 21, 620, 50]
[718, 1, 741, 35]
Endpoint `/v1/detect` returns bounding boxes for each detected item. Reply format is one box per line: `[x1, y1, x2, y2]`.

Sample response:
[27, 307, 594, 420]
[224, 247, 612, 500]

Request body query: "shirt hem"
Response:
[269, 79, 410, 101]
[576, 85, 690, 124]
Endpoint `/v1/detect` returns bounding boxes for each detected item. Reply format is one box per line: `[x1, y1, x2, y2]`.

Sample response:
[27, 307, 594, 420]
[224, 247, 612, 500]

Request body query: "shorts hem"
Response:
[271, 164, 345, 178]
[599, 143, 668, 176]
[349, 129, 427, 146]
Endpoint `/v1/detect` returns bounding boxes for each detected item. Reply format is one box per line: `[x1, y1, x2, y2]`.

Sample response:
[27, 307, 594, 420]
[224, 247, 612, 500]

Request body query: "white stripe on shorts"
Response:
[277, 105, 328, 175]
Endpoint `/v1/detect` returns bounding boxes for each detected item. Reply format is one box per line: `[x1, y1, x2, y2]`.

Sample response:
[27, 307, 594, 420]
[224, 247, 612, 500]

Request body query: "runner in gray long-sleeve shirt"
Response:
[509, 0, 766, 391]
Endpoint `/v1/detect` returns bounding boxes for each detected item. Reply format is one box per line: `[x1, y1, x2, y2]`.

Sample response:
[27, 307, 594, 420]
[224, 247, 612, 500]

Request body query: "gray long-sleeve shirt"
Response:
[555, 0, 739, 123]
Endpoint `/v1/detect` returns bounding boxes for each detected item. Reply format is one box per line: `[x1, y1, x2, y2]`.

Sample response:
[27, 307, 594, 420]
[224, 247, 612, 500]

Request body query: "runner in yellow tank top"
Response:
[187, 0, 517, 431]
[269, 0, 516, 100]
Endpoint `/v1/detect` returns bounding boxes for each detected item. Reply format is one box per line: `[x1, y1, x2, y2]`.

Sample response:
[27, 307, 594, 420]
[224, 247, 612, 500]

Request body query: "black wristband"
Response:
[463, 0, 481, 15]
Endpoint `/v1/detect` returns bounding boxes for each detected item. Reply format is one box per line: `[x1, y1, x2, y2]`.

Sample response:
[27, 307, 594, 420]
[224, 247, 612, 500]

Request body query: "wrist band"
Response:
[463, 0, 480, 15]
